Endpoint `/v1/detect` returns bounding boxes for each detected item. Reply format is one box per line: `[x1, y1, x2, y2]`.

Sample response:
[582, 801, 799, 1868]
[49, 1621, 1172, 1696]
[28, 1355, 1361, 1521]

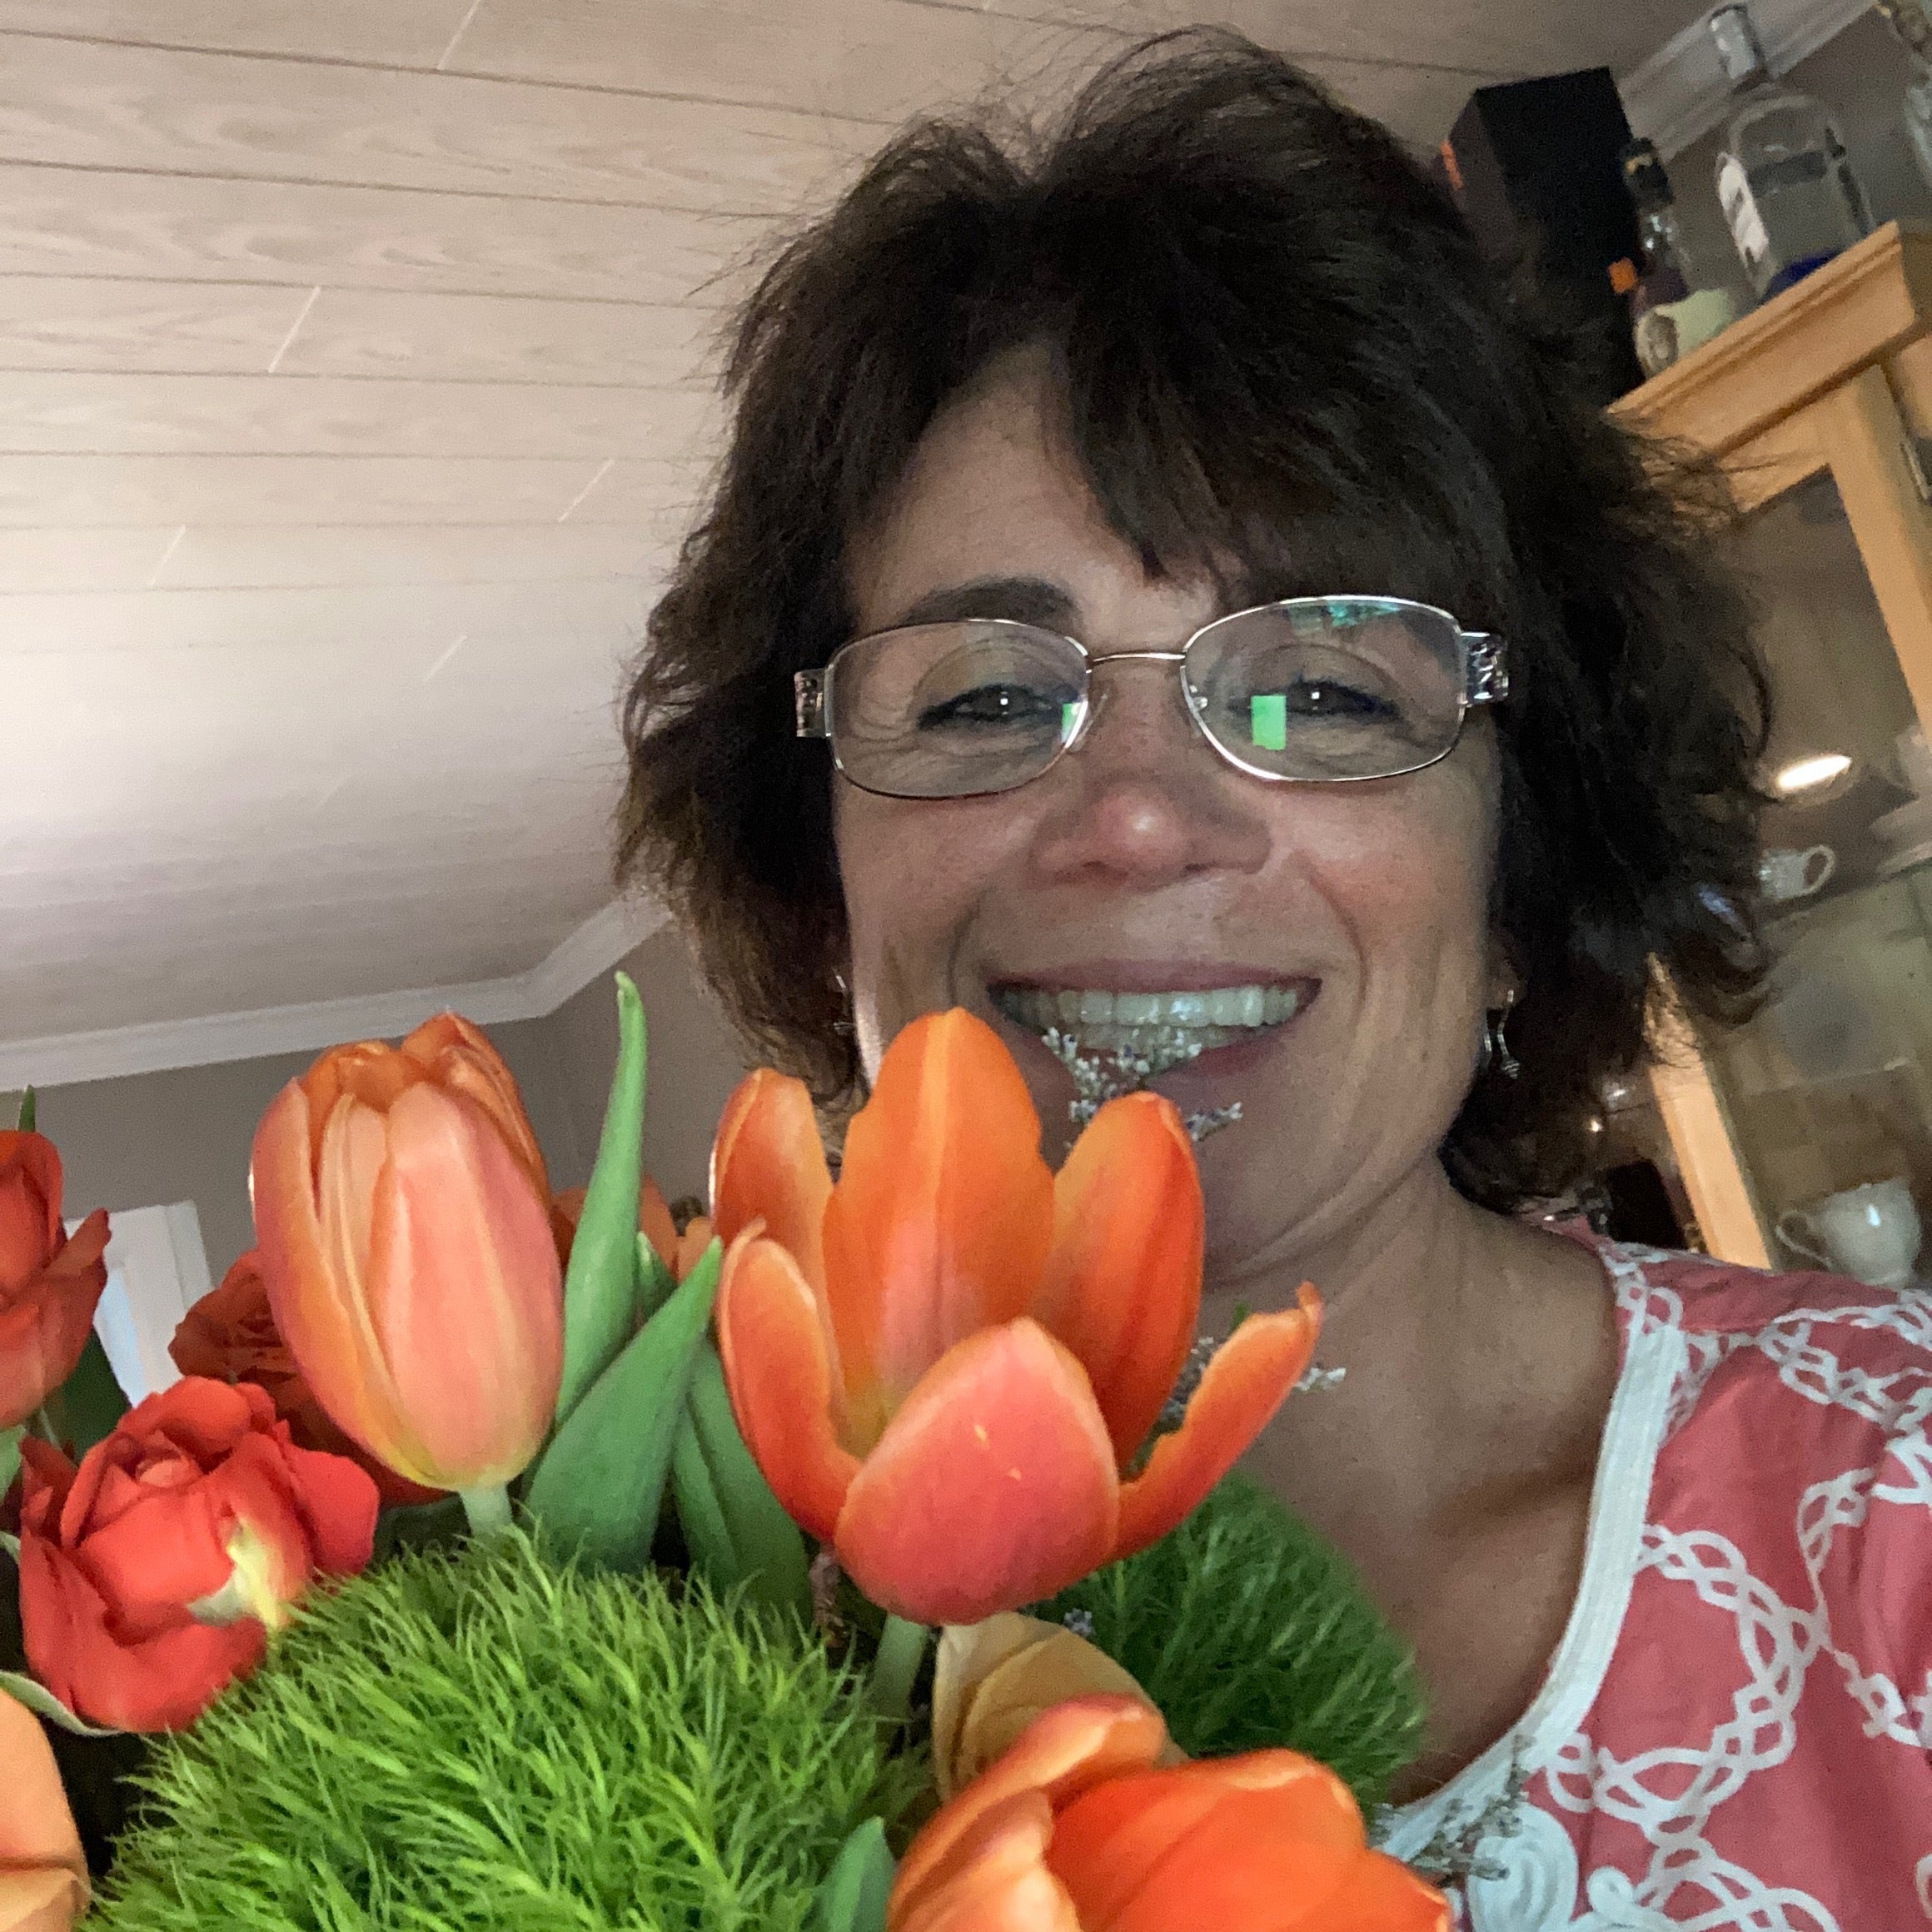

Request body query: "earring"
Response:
[1481, 991, 1521, 1081]
[831, 970, 855, 1038]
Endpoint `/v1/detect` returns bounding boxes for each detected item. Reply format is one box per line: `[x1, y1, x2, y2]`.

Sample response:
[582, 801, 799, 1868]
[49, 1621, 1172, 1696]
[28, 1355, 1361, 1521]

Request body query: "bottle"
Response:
[1709, 2, 1872, 300]
[1615, 137, 1740, 376]
[1872, 0, 1932, 195]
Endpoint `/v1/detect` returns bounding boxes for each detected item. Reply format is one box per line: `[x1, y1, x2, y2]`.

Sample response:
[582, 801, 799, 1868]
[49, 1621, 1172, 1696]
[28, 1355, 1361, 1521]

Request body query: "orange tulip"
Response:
[250, 1013, 564, 1494]
[0, 1692, 87, 1932]
[712, 1008, 1319, 1624]
[889, 1695, 1449, 1932]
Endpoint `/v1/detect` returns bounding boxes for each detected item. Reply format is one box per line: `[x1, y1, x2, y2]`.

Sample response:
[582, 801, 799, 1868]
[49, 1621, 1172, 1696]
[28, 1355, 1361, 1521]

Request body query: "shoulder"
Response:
[1595, 1239, 1932, 1702]
[1591, 1237, 1932, 1432]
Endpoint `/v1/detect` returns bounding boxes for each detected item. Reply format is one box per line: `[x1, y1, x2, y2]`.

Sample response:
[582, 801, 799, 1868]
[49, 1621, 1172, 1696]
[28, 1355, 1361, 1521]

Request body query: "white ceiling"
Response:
[0, 0, 1850, 1084]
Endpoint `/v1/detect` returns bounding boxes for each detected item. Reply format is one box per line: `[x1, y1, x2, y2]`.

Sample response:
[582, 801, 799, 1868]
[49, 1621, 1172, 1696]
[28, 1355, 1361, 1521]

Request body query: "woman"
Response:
[620, 32, 1932, 1925]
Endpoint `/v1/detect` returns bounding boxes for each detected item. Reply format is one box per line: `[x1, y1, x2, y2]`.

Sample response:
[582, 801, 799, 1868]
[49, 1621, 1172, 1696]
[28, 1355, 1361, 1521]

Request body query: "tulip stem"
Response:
[459, 1484, 514, 1539]
[867, 1614, 929, 1725]
[32, 1403, 59, 1448]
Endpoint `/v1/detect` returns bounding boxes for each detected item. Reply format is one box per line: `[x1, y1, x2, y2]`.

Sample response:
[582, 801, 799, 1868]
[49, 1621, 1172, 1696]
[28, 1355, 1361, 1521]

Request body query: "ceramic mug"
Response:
[1757, 844, 1836, 903]
[1778, 1178, 1923, 1287]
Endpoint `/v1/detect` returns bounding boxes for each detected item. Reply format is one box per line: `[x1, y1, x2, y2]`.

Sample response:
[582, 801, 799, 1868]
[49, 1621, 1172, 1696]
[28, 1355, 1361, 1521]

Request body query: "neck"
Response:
[1199, 1158, 1617, 1519]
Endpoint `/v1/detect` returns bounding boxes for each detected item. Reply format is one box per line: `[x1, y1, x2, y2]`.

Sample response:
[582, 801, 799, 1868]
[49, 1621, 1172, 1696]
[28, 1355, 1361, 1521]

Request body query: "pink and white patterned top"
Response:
[1380, 1237, 1932, 1929]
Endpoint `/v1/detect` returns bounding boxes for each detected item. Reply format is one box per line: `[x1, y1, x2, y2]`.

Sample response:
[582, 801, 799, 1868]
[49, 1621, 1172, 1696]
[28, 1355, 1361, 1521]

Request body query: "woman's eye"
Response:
[916, 683, 1064, 729]
[1280, 678, 1393, 719]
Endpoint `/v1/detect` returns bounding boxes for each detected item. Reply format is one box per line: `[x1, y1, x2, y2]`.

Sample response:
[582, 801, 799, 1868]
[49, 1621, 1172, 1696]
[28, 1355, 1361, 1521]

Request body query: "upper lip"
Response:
[986, 960, 1312, 993]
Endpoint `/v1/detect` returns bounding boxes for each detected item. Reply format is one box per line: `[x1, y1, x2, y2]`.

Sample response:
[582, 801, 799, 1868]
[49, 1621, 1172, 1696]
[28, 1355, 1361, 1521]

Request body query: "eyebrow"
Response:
[886, 575, 1080, 634]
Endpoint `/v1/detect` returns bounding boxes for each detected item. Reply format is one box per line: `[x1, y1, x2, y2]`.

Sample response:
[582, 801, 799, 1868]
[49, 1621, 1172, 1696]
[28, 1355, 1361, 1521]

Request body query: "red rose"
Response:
[17, 1377, 379, 1731]
[172, 1254, 442, 1508]
[0, 1130, 110, 1431]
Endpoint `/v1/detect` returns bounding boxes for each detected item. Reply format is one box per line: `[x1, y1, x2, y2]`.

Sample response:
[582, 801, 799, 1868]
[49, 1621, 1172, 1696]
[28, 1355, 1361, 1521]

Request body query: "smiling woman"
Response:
[617, 27, 1932, 1924]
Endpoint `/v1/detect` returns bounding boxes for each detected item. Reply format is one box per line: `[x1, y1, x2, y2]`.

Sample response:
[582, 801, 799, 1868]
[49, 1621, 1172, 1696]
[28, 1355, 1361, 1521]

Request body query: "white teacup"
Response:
[1758, 844, 1836, 902]
[1778, 1178, 1922, 1287]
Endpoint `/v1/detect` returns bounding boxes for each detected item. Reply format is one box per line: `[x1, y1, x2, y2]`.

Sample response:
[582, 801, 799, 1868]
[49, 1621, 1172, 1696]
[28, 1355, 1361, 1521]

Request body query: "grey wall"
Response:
[3, 924, 750, 1284]
[548, 922, 754, 1207]
[4, 1015, 579, 1282]
[1666, 13, 1932, 308]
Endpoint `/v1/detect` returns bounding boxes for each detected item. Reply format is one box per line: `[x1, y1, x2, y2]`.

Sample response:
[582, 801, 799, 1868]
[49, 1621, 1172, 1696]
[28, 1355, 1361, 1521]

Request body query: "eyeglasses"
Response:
[794, 595, 1508, 800]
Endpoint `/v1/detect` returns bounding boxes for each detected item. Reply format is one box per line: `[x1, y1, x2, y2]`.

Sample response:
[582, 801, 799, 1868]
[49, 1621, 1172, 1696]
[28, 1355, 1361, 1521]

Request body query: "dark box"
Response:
[1437, 68, 1644, 401]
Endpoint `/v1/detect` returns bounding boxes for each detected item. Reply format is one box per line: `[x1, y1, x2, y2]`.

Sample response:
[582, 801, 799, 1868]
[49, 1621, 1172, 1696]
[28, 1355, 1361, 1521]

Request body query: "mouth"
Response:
[989, 978, 1314, 1065]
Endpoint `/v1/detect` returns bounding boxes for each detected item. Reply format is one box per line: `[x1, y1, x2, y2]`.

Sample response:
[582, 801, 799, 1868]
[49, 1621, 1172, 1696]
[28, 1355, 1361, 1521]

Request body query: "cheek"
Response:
[1286, 759, 1497, 1007]
[832, 785, 1024, 1034]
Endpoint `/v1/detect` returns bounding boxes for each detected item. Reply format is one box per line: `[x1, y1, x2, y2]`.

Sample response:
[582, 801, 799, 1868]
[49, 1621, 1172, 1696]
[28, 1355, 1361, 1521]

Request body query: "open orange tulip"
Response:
[889, 1695, 1448, 1932]
[712, 1008, 1319, 1624]
[251, 1013, 564, 1496]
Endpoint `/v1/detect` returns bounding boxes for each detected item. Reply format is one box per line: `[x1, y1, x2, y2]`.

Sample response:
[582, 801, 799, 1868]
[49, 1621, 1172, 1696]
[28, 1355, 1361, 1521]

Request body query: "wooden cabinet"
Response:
[1611, 222, 1932, 1278]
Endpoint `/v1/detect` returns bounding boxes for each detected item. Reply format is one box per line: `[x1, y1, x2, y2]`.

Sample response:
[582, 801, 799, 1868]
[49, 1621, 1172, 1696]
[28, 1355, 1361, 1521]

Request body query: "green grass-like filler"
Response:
[90, 1534, 923, 1932]
[1037, 1474, 1426, 1811]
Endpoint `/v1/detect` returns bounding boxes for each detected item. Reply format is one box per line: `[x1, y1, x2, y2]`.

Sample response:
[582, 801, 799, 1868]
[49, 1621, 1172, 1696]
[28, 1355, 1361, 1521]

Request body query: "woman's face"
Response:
[834, 360, 1505, 1274]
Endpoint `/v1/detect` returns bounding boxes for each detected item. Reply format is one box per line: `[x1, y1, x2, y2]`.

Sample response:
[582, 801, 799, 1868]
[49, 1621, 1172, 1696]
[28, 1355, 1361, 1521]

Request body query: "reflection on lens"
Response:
[1186, 600, 1465, 781]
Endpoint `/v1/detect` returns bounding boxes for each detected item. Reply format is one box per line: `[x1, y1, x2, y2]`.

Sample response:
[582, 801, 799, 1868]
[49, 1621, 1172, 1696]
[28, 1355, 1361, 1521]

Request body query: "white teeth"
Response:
[993, 981, 1306, 1048]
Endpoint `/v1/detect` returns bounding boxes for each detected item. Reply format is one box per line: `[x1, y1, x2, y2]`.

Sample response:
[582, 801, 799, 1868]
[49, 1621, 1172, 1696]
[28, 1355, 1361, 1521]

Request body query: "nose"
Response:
[1028, 656, 1269, 889]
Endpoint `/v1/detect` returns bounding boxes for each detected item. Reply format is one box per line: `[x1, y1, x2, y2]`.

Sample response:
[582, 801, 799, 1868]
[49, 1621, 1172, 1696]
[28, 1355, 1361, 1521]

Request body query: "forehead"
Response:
[845, 356, 1220, 644]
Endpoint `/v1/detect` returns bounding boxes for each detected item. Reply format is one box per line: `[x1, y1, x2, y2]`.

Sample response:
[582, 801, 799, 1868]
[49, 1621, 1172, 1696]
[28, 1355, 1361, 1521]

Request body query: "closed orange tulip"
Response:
[889, 1695, 1448, 1932]
[0, 1691, 87, 1932]
[250, 1013, 564, 1495]
[712, 1008, 1319, 1625]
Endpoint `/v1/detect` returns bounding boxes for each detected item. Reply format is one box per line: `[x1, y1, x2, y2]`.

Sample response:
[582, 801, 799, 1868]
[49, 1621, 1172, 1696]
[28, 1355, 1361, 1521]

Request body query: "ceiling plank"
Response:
[0, 163, 764, 303]
[0, 32, 873, 213]
[0, 525, 181, 591]
[0, 578, 649, 656]
[449, 0, 1120, 125]
[0, 278, 720, 385]
[0, 453, 644, 525]
[882, 0, 1681, 85]
[0, 0, 477, 68]
[0, 276, 310, 371]
[154, 521, 665, 589]
[281, 288, 723, 386]
[0, 371, 721, 460]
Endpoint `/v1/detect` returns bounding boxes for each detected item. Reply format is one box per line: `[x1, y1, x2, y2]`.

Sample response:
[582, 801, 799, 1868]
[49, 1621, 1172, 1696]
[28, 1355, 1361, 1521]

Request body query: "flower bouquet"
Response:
[2, 976, 1456, 1930]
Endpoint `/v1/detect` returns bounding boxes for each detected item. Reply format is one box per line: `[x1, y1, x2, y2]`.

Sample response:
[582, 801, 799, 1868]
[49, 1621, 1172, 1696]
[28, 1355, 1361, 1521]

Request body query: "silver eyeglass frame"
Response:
[794, 595, 1509, 799]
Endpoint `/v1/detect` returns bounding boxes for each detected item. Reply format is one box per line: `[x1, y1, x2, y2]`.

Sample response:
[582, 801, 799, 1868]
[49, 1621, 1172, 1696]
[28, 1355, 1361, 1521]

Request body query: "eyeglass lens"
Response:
[824, 600, 1470, 799]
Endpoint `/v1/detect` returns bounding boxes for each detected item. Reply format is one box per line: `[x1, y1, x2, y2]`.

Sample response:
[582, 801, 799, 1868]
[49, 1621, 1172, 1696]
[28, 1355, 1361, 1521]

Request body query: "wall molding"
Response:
[0, 894, 670, 1092]
[1620, 0, 1879, 158]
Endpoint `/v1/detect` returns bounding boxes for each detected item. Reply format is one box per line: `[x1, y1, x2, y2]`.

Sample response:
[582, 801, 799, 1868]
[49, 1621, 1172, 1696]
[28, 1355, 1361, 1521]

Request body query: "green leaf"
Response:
[672, 1338, 810, 1617]
[525, 1238, 720, 1572]
[0, 1423, 20, 1501]
[0, 1669, 125, 1738]
[637, 1235, 679, 1327]
[812, 1817, 894, 1932]
[42, 1332, 130, 1460]
[555, 973, 649, 1426]
[15, 1087, 33, 1133]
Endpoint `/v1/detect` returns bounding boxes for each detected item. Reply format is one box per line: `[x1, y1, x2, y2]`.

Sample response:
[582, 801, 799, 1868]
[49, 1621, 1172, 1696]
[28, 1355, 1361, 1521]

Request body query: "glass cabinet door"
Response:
[1695, 467, 1932, 1287]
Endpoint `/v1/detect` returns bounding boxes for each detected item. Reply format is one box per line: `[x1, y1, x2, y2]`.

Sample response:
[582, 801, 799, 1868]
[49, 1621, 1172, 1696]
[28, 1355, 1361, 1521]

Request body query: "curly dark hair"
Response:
[618, 29, 1769, 1210]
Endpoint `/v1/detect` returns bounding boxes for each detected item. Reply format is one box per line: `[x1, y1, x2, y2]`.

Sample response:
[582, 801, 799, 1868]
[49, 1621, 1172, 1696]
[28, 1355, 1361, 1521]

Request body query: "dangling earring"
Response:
[831, 969, 855, 1038]
[1481, 990, 1521, 1081]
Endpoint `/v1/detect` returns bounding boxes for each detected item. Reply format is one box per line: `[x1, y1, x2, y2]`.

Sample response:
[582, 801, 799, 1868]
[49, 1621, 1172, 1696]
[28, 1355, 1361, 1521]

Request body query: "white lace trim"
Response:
[1377, 1310, 1687, 1864]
